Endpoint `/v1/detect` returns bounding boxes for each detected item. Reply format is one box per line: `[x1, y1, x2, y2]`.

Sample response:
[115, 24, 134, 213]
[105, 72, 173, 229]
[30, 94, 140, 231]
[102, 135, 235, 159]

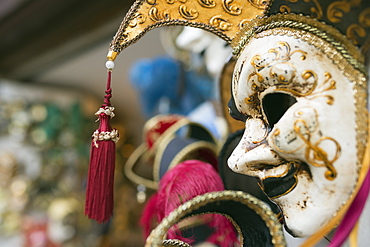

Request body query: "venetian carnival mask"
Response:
[100, 0, 370, 243]
[228, 25, 367, 237]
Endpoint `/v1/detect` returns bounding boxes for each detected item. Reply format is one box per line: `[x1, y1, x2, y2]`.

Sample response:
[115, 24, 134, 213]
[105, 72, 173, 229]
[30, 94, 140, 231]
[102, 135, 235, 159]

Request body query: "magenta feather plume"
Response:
[140, 160, 238, 246]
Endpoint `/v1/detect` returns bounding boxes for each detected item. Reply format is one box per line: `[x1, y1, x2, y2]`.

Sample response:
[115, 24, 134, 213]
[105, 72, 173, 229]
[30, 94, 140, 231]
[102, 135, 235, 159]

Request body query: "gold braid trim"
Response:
[162, 239, 191, 247]
[145, 190, 286, 247]
[231, 13, 366, 74]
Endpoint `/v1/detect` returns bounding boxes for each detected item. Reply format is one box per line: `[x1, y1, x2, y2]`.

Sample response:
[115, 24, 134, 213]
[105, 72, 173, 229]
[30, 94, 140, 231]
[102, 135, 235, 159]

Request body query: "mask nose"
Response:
[228, 118, 280, 175]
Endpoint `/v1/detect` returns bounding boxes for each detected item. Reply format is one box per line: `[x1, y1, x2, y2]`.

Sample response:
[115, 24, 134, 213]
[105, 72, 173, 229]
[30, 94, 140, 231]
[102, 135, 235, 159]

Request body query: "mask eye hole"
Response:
[262, 93, 297, 127]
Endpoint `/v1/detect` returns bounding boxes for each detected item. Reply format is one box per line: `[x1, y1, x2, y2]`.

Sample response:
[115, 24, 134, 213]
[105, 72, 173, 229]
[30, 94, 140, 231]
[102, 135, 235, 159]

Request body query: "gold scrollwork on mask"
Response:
[209, 15, 232, 31]
[248, 0, 269, 9]
[278, 72, 336, 105]
[345, 7, 370, 45]
[272, 107, 341, 180]
[279, 0, 322, 18]
[239, 19, 251, 28]
[250, 41, 306, 71]
[198, 0, 216, 8]
[294, 118, 341, 180]
[346, 24, 366, 45]
[166, 0, 188, 4]
[247, 41, 336, 103]
[149, 7, 171, 22]
[222, 0, 242, 16]
[179, 5, 199, 19]
[359, 7, 370, 27]
[241, 41, 337, 118]
[306, 0, 323, 19]
[279, 5, 291, 13]
[327, 0, 361, 23]
[147, 0, 157, 5]
[129, 13, 147, 28]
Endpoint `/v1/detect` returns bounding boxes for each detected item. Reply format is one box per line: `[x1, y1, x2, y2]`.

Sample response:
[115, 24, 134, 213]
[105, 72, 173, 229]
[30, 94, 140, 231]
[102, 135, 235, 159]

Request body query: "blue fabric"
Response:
[129, 56, 215, 117]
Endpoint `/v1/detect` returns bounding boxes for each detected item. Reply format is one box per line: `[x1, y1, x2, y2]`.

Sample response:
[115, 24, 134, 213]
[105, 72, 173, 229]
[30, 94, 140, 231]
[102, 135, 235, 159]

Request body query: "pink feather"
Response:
[140, 160, 238, 246]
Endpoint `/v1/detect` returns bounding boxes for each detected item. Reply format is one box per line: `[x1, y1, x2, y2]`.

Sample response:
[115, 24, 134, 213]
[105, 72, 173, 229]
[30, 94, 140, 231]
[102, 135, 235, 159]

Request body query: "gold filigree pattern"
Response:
[274, 0, 323, 18]
[166, 0, 188, 4]
[222, 0, 242, 16]
[149, 7, 171, 22]
[327, 0, 360, 23]
[209, 15, 232, 31]
[198, 0, 216, 8]
[346, 24, 366, 45]
[271, 107, 341, 180]
[179, 5, 198, 19]
[305, 0, 323, 19]
[147, 0, 156, 5]
[279, 5, 291, 13]
[108, 0, 269, 57]
[295, 119, 341, 180]
[247, 41, 336, 102]
[326, 1, 370, 47]
[129, 13, 147, 27]
[359, 7, 370, 28]
[232, 14, 366, 71]
[248, 0, 270, 9]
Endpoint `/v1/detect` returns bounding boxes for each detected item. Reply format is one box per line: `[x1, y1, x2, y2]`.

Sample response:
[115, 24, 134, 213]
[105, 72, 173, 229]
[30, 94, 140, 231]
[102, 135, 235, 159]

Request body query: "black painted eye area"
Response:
[228, 97, 248, 122]
[262, 93, 297, 127]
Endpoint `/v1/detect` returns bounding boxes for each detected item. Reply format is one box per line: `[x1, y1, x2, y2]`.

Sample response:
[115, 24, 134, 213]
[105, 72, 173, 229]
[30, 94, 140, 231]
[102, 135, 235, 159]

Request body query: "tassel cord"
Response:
[103, 70, 112, 108]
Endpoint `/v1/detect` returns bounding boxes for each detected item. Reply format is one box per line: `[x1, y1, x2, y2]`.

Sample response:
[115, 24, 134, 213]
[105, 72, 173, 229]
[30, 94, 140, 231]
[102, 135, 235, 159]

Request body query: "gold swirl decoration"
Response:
[327, 0, 359, 23]
[346, 7, 370, 45]
[167, 0, 188, 4]
[272, 0, 323, 19]
[128, 13, 146, 27]
[305, 0, 323, 19]
[198, 0, 216, 8]
[279, 5, 291, 13]
[179, 5, 199, 19]
[222, 0, 242, 15]
[359, 7, 370, 28]
[248, 0, 271, 9]
[209, 15, 231, 31]
[147, 0, 157, 5]
[296, 119, 341, 181]
[149, 7, 171, 22]
[107, 0, 269, 60]
[347, 24, 366, 45]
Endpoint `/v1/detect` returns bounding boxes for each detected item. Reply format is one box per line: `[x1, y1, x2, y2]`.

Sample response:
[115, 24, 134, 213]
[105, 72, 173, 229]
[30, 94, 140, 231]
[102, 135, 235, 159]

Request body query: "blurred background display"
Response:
[0, 1, 239, 246]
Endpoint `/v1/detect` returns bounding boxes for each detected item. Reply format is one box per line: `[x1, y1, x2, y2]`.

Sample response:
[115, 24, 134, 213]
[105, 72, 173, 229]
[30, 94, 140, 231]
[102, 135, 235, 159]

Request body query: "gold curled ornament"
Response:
[107, 0, 270, 60]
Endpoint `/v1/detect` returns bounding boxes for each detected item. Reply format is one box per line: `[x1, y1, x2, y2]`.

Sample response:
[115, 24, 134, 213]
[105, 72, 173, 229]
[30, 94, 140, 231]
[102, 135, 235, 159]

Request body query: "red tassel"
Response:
[85, 68, 119, 223]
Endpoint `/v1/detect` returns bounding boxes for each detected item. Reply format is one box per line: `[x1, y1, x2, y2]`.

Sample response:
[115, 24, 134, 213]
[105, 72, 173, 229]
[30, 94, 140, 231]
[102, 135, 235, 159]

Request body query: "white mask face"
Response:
[228, 34, 365, 237]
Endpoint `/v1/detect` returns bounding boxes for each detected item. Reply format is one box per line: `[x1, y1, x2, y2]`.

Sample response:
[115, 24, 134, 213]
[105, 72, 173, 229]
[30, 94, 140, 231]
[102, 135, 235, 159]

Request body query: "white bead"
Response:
[105, 60, 115, 69]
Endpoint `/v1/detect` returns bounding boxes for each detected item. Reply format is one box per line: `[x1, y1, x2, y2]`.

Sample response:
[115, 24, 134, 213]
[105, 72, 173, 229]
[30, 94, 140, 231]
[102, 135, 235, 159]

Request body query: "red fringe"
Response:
[85, 113, 116, 223]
